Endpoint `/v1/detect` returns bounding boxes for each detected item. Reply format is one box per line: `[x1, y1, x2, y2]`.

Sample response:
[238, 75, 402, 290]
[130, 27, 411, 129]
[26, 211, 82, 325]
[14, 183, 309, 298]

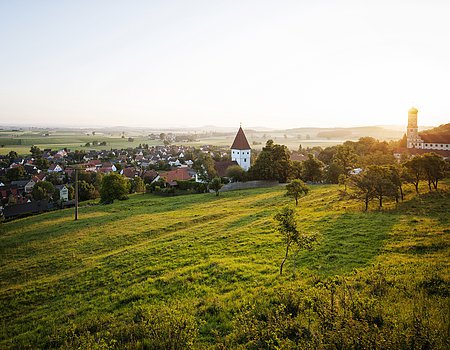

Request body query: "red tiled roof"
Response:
[231, 127, 251, 150]
[122, 167, 138, 178]
[159, 168, 193, 183]
[290, 152, 308, 162]
[419, 133, 450, 144]
[396, 148, 450, 158]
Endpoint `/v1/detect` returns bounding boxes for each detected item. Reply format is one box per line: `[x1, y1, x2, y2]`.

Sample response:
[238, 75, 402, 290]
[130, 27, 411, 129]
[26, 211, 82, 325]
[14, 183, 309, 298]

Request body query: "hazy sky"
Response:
[0, 0, 449, 129]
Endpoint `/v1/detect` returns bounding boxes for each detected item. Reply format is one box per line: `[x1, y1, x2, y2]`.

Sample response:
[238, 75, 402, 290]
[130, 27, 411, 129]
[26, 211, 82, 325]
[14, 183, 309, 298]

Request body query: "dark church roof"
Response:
[214, 160, 239, 177]
[231, 127, 251, 150]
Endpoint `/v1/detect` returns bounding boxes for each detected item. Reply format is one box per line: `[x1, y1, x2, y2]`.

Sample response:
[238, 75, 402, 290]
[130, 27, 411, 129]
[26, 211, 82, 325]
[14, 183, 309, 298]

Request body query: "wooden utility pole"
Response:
[74, 167, 79, 221]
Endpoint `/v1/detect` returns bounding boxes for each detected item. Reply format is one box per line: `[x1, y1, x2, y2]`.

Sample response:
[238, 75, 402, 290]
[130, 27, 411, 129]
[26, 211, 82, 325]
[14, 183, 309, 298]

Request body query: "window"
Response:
[247, 152, 249, 154]
[244, 158, 247, 162]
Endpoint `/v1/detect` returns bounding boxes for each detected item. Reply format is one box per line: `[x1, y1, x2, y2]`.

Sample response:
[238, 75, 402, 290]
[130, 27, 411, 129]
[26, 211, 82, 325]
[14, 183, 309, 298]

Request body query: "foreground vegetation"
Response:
[1, 183, 449, 349]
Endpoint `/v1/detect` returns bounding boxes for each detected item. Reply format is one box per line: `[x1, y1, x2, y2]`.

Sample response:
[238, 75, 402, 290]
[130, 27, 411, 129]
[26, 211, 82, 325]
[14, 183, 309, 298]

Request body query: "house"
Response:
[214, 160, 239, 177]
[48, 164, 63, 173]
[121, 167, 140, 179]
[290, 152, 308, 162]
[159, 168, 196, 186]
[231, 126, 252, 171]
[55, 185, 69, 201]
[24, 180, 35, 193]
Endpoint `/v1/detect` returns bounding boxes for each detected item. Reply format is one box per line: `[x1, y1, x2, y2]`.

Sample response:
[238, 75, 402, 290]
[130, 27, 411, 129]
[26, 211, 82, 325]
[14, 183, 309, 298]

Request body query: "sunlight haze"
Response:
[0, 0, 449, 129]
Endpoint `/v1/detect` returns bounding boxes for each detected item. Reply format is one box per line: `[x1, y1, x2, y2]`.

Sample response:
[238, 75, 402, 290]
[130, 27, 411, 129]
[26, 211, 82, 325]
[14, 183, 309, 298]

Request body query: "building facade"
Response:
[406, 107, 450, 151]
[231, 126, 251, 171]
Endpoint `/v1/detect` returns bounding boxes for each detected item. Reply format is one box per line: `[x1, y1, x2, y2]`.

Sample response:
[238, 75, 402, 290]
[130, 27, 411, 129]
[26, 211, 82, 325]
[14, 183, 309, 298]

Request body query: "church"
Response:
[407, 107, 450, 151]
[230, 126, 251, 171]
[404, 107, 450, 158]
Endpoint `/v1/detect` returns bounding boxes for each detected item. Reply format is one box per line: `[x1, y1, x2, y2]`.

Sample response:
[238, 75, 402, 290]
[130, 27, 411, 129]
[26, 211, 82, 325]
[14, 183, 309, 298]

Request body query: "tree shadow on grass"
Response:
[296, 211, 398, 276]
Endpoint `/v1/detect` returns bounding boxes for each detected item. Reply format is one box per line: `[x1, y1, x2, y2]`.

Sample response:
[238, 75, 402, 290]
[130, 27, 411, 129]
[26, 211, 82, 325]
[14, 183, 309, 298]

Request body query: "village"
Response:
[1, 109, 449, 220]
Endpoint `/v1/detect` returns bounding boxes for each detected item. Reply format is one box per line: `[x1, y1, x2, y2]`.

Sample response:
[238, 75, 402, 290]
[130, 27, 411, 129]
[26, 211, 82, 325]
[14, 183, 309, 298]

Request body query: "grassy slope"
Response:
[0, 184, 449, 348]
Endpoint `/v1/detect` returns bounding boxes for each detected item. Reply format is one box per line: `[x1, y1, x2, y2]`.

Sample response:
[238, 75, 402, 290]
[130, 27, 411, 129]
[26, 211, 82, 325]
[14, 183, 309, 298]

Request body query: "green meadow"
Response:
[1, 184, 449, 348]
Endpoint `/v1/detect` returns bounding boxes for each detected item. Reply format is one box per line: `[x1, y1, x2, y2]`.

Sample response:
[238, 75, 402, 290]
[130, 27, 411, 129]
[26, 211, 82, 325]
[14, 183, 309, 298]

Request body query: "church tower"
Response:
[231, 126, 251, 171]
[407, 107, 419, 148]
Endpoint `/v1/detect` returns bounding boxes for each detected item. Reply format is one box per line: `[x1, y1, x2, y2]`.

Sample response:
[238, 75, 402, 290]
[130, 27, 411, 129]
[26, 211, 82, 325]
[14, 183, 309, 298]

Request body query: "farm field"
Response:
[1, 184, 449, 348]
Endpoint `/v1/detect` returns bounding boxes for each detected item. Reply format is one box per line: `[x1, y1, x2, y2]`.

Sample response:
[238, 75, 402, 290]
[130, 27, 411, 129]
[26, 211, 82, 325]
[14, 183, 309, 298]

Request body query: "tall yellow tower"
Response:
[407, 107, 419, 148]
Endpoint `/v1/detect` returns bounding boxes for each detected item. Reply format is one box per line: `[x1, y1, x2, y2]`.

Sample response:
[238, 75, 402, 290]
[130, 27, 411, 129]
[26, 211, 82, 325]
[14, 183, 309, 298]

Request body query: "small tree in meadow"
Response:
[286, 179, 309, 206]
[274, 207, 315, 275]
[209, 177, 223, 196]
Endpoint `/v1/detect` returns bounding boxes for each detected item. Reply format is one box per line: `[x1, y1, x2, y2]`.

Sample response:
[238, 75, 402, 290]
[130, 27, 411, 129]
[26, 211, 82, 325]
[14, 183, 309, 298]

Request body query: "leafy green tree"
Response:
[32, 181, 55, 201]
[78, 180, 96, 201]
[8, 151, 18, 160]
[274, 207, 315, 275]
[68, 185, 75, 200]
[45, 172, 62, 185]
[209, 177, 223, 196]
[226, 165, 245, 182]
[100, 173, 130, 204]
[421, 153, 446, 191]
[194, 153, 217, 182]
[302, 154, 324, 182]
[404, 156, 424, 193]
[289, 161, 303, 180]
[6, 166, 25, 181]
[332, 145, 357, 174]
[286, 179, 309, 206]
[35, 157, 49, 170]
[324, 162, 345, 184]
[350, 166, 397, 209]
[350, 171, 376, 211]
[30, 146, 42, 158]
[249, 140, 291, 182]
[129, 177, 145, 193]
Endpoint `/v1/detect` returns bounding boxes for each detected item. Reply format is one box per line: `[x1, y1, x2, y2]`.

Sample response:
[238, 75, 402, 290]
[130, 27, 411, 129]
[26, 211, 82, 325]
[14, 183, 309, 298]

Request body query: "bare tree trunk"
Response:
[280, 241, 291, 275]
[295, 196, 298, 206]
[365, 193, 369, 211]
[399, 185, 404, 201]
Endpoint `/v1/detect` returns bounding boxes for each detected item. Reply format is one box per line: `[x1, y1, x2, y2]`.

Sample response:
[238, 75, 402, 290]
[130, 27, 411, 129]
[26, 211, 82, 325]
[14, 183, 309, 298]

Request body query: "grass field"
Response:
[1, 184, 449, 348]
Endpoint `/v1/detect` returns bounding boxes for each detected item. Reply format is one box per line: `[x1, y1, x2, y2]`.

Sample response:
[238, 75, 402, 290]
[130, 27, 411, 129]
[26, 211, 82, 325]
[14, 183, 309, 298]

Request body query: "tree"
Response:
[421, 153, 446, 191]
[6, 166, 25, 181]
[350, 172, 376, 211]
[302, 154, 324, 182]
[226, 165, 245, 182]
[289, 161, 303, 180]
[45, 172, 62, 185]
[332, 145, 357, 174]
[78, 180, 96, 201]
[286, 179, 309, 206]
[194, 153, 217, 182]
[129, 177, 145, 193]
[274, 207, 315, 275]
[404, 156, 424, 193]
[100, 173, 130, 204]
[32, 181, 55, 201]
[249, 140, 291, 182]
[30, 146, 43, 158]
[35, 157, 49, 170]
[350, 166, 397, 210]
[8, 151, 18, 160]
[324, 162, 345, 184]
[209, 177, 223, 196]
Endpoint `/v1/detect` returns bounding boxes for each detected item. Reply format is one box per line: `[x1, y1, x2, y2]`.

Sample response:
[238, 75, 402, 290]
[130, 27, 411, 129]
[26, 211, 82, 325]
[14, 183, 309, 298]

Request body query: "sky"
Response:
[0, 0, 449, 129]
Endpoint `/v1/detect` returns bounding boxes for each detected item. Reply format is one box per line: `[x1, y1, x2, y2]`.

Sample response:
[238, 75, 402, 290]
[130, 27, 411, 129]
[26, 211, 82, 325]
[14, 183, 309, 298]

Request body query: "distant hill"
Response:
[419, 123, 450, 144]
